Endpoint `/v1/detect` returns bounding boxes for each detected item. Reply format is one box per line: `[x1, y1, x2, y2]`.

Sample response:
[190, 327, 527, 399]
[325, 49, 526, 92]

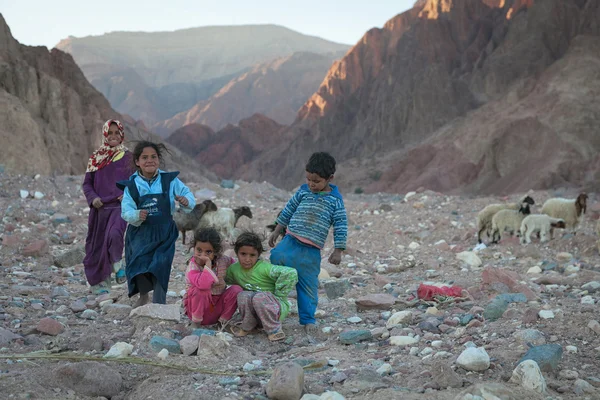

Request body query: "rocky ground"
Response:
[0, 170, 599, 400]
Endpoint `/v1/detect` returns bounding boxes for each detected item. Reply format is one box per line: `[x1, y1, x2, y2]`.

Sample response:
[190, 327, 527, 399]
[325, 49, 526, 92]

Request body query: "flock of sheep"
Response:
[476, 192, 589, 245]
[172, 190, 593, 253]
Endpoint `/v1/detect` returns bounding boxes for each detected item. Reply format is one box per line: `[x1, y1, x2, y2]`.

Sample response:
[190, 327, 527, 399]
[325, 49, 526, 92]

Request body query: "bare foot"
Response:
[190, 322, 202, 329]
[134, 293, 149, 308]
[304, 323, 317, 335]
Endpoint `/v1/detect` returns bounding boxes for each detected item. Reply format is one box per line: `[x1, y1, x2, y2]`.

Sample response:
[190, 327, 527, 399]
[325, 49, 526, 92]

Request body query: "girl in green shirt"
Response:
[226, 231, 298, 342]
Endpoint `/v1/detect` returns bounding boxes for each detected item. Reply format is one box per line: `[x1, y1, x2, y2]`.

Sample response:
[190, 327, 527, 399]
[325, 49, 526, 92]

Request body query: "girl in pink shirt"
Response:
[183, 228, 242, 329]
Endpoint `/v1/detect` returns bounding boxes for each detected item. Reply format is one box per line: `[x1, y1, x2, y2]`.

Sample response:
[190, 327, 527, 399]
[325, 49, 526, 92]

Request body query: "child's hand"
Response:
[328, 249, 342, 265]
[196, 256, 211, 268]
[92, 198, 103, 208]
[175, 195, 189, 207]
[268, 231, 279, 248]
[139, 210, 149, 221]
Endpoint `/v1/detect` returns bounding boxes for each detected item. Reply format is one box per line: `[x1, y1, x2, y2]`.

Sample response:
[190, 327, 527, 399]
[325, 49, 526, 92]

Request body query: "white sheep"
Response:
[476, 195, 535, 244]
[197, 201, 253, 242]
[490, 203, 531, 243]
[519, 214, 566, 244]
[540, 192, 588, 233]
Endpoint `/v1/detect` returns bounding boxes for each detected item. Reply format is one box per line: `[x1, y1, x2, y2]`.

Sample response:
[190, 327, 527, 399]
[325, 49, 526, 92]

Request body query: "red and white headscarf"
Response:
[86, 119, 128, 172]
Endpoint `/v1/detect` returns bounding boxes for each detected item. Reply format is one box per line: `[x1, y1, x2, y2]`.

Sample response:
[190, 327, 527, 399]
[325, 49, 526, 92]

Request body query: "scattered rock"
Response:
[538, 310, 554, 319]
[386, 310, 412, 327]
[510, 360, 547, 393]
[0, 327, 22, 346]
[37, 317, 64, 336]
[22, 240, 49, 257]
[179, 335, 200, 356]
[129, 303, 181, 322]
[513, 329, 546, 346]
[527, 266, 542, 274]
[455, 383, 519, 399]
[456, 347, 490, 372]
[53, 246, 85, 268]
[581, 295, 595, 305]
[588, 320, 600, 335]
[431, 360, 462, 389]
[581, 281, 600, 293]
[481, 267, 537, 300]
[483, 297, 508, 321]
[266, 362, 304, 400]
[518, 344, 563, 373]
[355, 293, 396, 310]
[573, 379, 597, 396]
[81, 309, 98, 320]
[376, 363, 392, 376]
[103, 303, 133, 319]
[69, 301, 87, 313]
[149, 336, 181, 354]
[52, 361, 122, 398]
[157, 348, 169, 360]
[104, 342, 134, 358]
[339, 330, 372, 345]
[323, 279, 350, 300]
[390, 336, 419, 346]
[456, 251, 482, 268]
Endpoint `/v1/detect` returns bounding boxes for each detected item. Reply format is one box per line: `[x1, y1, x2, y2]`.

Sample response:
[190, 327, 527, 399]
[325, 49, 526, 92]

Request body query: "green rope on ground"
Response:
[0, 352, 271, 377]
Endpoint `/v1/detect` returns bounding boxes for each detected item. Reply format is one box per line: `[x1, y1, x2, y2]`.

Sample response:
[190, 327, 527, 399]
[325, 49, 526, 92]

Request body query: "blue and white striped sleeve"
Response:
[332, 199, 348, 250]
[276, 189, 303, 227]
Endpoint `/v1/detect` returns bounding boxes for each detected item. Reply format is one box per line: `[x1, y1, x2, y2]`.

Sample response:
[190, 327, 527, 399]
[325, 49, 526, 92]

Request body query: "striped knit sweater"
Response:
[276, 183, 347, 249]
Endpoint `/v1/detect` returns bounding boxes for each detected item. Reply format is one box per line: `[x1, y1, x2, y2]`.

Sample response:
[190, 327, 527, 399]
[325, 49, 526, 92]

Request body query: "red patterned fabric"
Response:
[86, 119, 128, 172]
[417, 283, 464, 301]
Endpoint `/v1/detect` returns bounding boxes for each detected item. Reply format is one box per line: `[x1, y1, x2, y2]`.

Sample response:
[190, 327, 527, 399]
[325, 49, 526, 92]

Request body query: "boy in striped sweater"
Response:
[268, 152, 348, 334]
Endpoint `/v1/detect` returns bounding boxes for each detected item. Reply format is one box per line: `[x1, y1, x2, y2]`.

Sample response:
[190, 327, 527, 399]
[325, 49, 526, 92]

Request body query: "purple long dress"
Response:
[82, 152, 132, 286]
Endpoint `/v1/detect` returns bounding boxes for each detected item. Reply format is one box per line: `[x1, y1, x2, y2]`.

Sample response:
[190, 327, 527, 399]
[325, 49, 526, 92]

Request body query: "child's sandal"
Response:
[115, 268, 127, 284]
[267, 330, 286, 342]
[230, 324, 251, 337]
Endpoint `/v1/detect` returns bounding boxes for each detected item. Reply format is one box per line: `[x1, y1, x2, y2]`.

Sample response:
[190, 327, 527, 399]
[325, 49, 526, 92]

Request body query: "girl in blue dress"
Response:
[118, 141, 195, 307]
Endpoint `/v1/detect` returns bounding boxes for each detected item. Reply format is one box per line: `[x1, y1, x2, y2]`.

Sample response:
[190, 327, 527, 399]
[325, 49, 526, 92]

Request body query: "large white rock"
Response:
[103, 342, 133, 358]
[456, 251, 482, 268]
[386, 311, 413, 328]
[456, 347, 490, 371]
[390, 336, 419, 346]
[510, 360, 547, 393]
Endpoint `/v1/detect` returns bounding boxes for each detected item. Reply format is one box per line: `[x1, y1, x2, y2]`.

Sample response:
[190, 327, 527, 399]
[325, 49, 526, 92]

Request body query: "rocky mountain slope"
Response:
[241, 0, 600, 195]
[153, 51, 345, 135]
[166, 114, 287, 179]
[56, 25, 350, 126]
[0, 14, 215, 183]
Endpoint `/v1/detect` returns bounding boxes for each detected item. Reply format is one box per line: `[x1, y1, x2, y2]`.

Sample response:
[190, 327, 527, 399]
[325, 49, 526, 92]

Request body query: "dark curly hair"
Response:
[305, 151, 336, 179]
[234, 230, 265, 256]
[130, 140, 171, 172]
[191, 227, 223, 256]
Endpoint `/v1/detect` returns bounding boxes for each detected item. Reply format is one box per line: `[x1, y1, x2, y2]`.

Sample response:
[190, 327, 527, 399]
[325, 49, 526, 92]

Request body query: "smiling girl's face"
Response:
[135, 146, 159, 178]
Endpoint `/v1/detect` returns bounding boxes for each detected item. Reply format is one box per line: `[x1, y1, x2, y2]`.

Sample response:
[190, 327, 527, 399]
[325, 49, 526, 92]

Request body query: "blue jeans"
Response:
[270, 235, 320, 325]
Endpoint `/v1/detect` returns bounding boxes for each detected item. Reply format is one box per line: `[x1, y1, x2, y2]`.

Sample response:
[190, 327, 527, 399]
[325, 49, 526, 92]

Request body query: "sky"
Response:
[1, 0, 415, 48]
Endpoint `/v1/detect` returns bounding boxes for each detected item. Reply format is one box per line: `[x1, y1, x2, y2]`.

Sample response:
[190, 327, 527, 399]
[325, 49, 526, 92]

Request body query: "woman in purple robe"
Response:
[82, 119, 132, 294]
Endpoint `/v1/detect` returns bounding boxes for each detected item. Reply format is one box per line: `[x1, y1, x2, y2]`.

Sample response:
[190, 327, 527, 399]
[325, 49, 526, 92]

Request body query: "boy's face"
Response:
[306, 172, 333, 193]
[237, 246, 259, 269]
